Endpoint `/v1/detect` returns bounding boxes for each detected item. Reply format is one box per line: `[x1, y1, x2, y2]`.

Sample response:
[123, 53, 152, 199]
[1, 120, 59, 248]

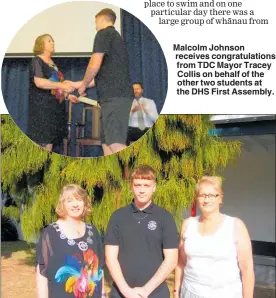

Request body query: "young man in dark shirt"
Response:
[78, 8, 133, 156]
[105, 165, 179, 298]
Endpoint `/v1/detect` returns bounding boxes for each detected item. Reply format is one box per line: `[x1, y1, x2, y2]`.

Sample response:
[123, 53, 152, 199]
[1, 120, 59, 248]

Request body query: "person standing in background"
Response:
[127, 82, 159, 144]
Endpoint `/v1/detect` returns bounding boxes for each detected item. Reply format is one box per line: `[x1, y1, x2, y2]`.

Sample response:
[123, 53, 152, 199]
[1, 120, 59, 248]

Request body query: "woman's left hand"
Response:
[68, 94, 80, 104]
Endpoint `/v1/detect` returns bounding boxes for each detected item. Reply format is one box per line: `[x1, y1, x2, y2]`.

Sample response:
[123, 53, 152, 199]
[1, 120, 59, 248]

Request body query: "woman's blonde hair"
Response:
[33, 34, 53, 55]
[55, 184, 92, 218]
[195, 176, 224, 199]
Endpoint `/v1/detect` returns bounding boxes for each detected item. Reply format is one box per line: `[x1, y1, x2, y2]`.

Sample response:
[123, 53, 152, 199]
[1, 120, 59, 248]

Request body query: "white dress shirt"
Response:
[128, 97, 159, 128]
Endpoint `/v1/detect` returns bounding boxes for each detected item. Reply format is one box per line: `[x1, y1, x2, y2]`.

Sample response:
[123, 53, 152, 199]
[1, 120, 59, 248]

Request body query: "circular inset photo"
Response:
[1, 1, 168, 157]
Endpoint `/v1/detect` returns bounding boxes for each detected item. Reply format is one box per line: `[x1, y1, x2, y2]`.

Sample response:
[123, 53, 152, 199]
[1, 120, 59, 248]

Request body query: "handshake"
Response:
[59, 80, 95, 103]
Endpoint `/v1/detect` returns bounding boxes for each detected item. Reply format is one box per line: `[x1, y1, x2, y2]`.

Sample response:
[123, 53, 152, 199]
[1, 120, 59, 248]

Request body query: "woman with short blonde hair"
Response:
[174, 176, 254, 298]
[36, 184, 106, 298]
[55, 184, 92, 218]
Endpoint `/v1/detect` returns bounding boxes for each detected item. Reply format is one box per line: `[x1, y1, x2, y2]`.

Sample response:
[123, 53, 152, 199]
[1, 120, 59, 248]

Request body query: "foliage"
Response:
[2, 206, 20, 221]
[1, 115, 241, 241]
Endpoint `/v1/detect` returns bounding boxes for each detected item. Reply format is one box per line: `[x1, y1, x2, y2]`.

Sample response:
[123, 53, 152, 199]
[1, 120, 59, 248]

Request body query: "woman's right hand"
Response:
[65, 80, 95, 89]
[60, 81, 75, 93]
[67, 80, 83, 89]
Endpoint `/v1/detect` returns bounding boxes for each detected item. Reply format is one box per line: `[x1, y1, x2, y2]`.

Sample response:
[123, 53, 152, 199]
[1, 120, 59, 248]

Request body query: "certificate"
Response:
[78, 97, 99, 107]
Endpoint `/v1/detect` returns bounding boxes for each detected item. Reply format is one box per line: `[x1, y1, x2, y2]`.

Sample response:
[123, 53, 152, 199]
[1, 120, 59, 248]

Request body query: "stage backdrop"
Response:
[1, 8, 167, 157]
[121, 9, 168, 113]
[6, 2, 121, 56]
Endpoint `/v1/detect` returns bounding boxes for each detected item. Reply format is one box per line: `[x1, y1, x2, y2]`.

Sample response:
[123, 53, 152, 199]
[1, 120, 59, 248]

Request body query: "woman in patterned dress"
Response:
[36, 184, 106, 298]
[28, 34, 80, 152]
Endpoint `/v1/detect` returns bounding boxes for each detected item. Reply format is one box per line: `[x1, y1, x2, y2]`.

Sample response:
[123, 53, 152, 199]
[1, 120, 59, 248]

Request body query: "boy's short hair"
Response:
[131, 165, 156, 182]
[96, 8, 117, 24]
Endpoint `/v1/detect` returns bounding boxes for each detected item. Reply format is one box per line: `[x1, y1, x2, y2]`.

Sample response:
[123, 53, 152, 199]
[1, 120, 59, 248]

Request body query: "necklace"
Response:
[52, 222, 94, 251]
[49, 63, 58, 71]
[39, 56, 58, 71]
[132, 212, 149, 224]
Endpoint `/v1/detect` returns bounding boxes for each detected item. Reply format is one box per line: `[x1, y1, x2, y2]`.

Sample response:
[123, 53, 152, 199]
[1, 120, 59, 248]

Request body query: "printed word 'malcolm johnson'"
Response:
[174, 44, 245, 51]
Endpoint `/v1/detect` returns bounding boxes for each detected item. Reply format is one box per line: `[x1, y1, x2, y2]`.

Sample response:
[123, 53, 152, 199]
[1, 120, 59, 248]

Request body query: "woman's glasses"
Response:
[198, 193, 220, 200]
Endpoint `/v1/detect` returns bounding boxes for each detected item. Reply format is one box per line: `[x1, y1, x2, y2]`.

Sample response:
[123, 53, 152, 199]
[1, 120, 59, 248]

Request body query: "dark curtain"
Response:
[1, 59, 29, 134]
[1, 57, 102, 157]
[121, 10, 168, 113]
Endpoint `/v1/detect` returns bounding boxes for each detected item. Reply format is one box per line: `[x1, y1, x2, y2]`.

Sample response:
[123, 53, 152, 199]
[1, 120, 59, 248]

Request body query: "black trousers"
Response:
[126, 127, 150, 145]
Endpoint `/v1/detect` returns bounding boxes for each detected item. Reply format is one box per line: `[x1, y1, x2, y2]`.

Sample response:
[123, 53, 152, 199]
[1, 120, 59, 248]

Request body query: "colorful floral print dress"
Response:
[36, 223, 104, 298]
